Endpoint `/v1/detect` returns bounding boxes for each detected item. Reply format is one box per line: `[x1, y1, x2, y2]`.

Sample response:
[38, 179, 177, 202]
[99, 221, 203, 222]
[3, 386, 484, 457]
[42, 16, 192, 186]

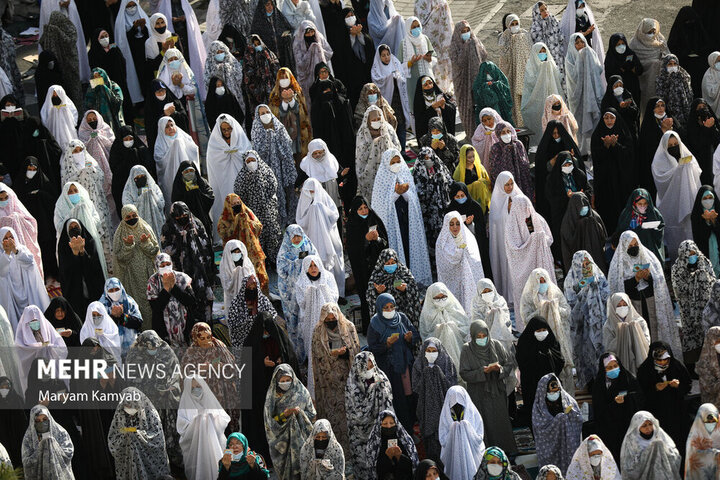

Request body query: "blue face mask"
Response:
[146, 348, 158, 356]
[431, 133, 443, 140]
[475, 337, 488, 346]
[29, 320, 41, 331]
[606, 367, 620, 379]
[579, 206, 589, 216]
[383, 263, 398, 274]
[266, 9, 273, 16]
[358, 213, 368, 219]
[367, 93, 378, 103]
[460, 31, 471, 41]
[168, 59, 182, 70]
[0, 199, 8, 208]
[68, 193, 81, 205]
[214, 53, 225, 62]
[291, 239, 304, 249]
[456, 196, 467, 204]
[32, 129, 40, 138]
[546, 391, 560, 402]
[254, 44, 263, 52]
[538, 52, 548, 61]
[410, 26, 422, 38]
[688, 254, 698, 265]
[537, 282, 549, 294]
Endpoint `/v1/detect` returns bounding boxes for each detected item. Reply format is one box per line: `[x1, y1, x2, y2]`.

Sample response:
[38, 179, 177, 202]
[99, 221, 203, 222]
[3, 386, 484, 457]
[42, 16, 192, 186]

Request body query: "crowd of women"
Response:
[1, 0, 720, 478]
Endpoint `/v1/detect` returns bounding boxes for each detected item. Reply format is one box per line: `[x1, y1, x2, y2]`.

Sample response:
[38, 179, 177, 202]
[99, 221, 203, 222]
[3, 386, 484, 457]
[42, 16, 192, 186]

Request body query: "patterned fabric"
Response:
[414, 0, 454, 93]
[227, 274, 276, 348]
[438, 385, 485, 479]
[412, 146, 453, 245]
[219, 0, 252, 39]
[472, 62, 513, 126]
[603, 293, 650, 376]
[473, 446, 521, 480]
[419, 283, 471, 369]
[0, 26, 22, 105]
[541, 94, 579, 143]
[243, 35, 280, 115]
[355, 105, 401, 199]
[21, 405, 74, 480]
[121, 165, 165, 240]
[98, 277, 142, 355]
[620, 411, 681, 479]
[655, 54, 693, 127]
[695, 327, 720, 405]
[531, 373, 583, 473]
[268, 68, 312, 157]
[298, 419, 345, 479]
[84, 67, 125, 132]
[345, 351, 394, 478]
[488, 122, 533, 198]
[498, 15, 531, 125]
[366, 248, 423, 328]
[204, 41, 245, 113]
[530, 2, 566, 87]
[365, 409, 419, 479]
[521, 42, 564, 148]
[702, 282, 720, 332]
[291, 20, 333, 95]
[565, 435, 620, 480]
[77, 109, 115, 207]
[685, 403, 720, 480]
[0, 184, 43, 279]
[449, 20, 487, 133]
[146, 252, 193, 346]
[562, 251, 610, 387]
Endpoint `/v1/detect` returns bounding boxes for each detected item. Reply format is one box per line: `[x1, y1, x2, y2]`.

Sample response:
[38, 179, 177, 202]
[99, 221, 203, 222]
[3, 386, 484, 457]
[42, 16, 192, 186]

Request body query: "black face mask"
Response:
[51, 96, 62, 106]
[307, 271, 321, 281]
[667, 145, 681, 160]
[551, 103, 562, 111]
[134, 176, 147, 188]
[304, 34, 316, 46]
[69, 227, 82, 238]
[126, 217, 139, 226]
[245, 287, 258, 301]
[88, 120, 98, 129]
[314, 438, 329, 451]
[175, 216, 189, 226]
[639, 430, 653, 440]
[627, 245, 640, 257]
[451, 403, 465, 421]
[232, 204, 243, 214]
[324, 320, 338, 330]
[155, 25, 166, 34]
[381, 426, 397, 438]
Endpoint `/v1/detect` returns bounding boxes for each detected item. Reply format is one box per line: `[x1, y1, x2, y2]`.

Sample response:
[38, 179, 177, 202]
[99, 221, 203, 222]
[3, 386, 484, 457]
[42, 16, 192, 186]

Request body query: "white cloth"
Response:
[0, 184, 44, 279]
[201, 0, 221, 51]
[471, 108, 509, 171]
[14, 305, 68, 397]
[371, 148, 432, 285]
[299, 138, 339, 183]
[295, 178, 345, 296]
[157, 0, 207, 91]
[177, 375, 230, 480]
[293, 254, 338, 397]
[603, 292, 650, 375]
[114, 0, 152, 102]
[418, 282, 471, 370]
[564, 33, 604, 155]
[281, 0, 316, 31]
[207, 113, 251, 232]
[628, 18, 669, 108]
[703, 52, 720, 114]
[0, 67, 14, 99]
[145, 13, 173, 60]
[80, 301, 122, 365]
[154, 116, 200, 199]
[435, 211, 484, 313]
[0, 227, 49, 330]
[367, 0, 405, 54]
[292, 20, 334, 96]
[565, 435, 621, 480]
[371, 45, 412, 132]
[219, 240, 255, 312]
[607, 230, 681, 357]
[651, 131, 701, 258]
[40, 85, 78, 150]
[0, 305, 22, 398]
[38, 0, 91, 81]
[157, 46, 206, 101]
[121, 165, 166, 239]
[558, 0, 604, 69]
[438, 385, 485, 480]
[522, 42, 564, 147]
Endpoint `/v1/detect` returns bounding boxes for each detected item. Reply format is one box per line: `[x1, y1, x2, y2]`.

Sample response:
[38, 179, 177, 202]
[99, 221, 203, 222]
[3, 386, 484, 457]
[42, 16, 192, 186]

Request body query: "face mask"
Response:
[124, 407, 138, 415]
[589, 455, 602, 467]
[361, 368, 375, 379]
[382, 309, 395, 319]
[358, 213, 369, 219]
[475, 337, 488, 347]
[87, 119, 98, 129]
[72, 152, 86, 169]
[68, 193, 81, 205]
[537, 282, 549, 294]
[654, 361, 668, 372]
[291, 239, 304, 249]
[606, 367, 620, 379]
[389, 162, 402, 173]
[126, 217, 138, 226]
[126, 5, 137, 15]
[155, 93, 166, 101]
[609, 87, 625, 98]
[345, 15, 356, 26]
[370, 120, 382, 129]
[500, 133, 512, 143]
[324, 319, 338, 330]
[456, 196, 467, 204]
[480, 292, 494, 303]
[667, 145, 681, 160]
[123, 137, 135, 148]
[99, 37, 110, 47]
[461, 31, 471, 41]
[667, 66, 678, 74]
[176, 216, 189, 226]
[383, 263, 397, 273]
[306, 270, 321, 281]
[29, 320, 41, 331]
[144, 347, 157, 355]
[231, 252, 243, 263]
[246, 160, 258, 172]
[191, 386, 203, 397]
[134, 176, 147, 190]
[627, 245, 640, 257]
[260, 113, 273, 124]
[0, 388, 9, 398]
[254, 44, 263, 52]
[615, 44, 626, 54]
[367, 93, 378, 103]
[169, 59, 182, 70]
[510, 25, 520, 34]
[576, 7, 585, 16]
[214, 53, 225, 62]
[381, 425, 397, 438]
[215, 86, 225, 96]
[51, 95, 62, 106]
[702, 198, 715, 210]
[561, 164, 574, 174]
[314, 438, 330, 452]
[538, 52, 548, 61]
[35, 420, 50, 433]
[487, 464, 504, 477]
[278, 381, 292, 391]
[534, 331, 549, 341]
[654, 112, 665, 119]
[688, 254, 698, 265]
[614, 306, 630, 319]
[108, 290, 122, 301]
[266, 10, 273, 16]
[410, 26, 422, 38]
[546, 391, 560, 402]
[425, 351, 438, 363]
[32, 129, 40, 137]
[579, 206, 589, 216]
[431, 133, 443, 140]
[158, 265, 172, 275]
[154, 24, 166, 33]
[231, 452, 244, 461]
[706, 422, 717, 434]
[279, 78, 291, 88]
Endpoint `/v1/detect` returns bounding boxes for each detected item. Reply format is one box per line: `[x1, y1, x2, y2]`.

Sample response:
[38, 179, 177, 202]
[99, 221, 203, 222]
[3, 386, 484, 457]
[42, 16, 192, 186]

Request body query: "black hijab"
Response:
[638, 96, 676, 199]
[333, 7, 375, 108]
[170, 160, 215, 236]
[43, 296, 83, 347]
[685, 98, 720, 185]
[0, 93, 28, 177]
[87, 27, 129, 100]
[219, 23, 246, 59]
[109, 124, 155, 216]
[144, 78, 189, 151]
[346, 195, 389, 280]
[534, 120, 582, 218]
[21, 116, 63, 189]
[612, 187, 665, 264]
[204, 76, 244, 130]
[414, 459, 449, 480]
[604, 33, 643, 103]
[34, 50, 64, 107]
[690, 185, 720, 259]
[667, 6, 712, 98]
[0, 375, 27, 467]
[560, 191, 608, 274]
[250, 0, 294, 69]
[600, 74, 640, 138]
[413, 75, 456, 139]
[446, 181, 492, 279]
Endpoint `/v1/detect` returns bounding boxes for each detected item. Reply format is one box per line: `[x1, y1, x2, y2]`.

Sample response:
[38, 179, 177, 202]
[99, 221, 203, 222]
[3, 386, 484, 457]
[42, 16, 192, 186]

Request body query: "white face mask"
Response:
[0, 388, 9, 398]
[500, 133, 512, 144]
[534, 331, 549, 341]
[246, 160, 258, 172]
[123, 139, 134, 148]
[486, 464, 504, 476]
[99, 37, 110, 47]
[361, 368, 375, 379]
[613, 87, 624, 96]
[654, 112, 665, 120]
[260, 113, 273, 124]
[615, 44, 626, 54]
[667, 66, 678, 74]
[124, 407, 138, 416]
[483, 123, 494, 131]
[425, 351, 438, 363]
[615, 306, 629, 318]
[72, 152, 86, 169]
[509, 25, 520, 34]
[278, 381, 292, 391]
[278, 78, 291, 88]
[715, 344, 720, 354]
[589, 455, 602, 467]
[561, 164, 574, 175]
[26, 170, 37, 179]
[215, 86, 225, 96]
[345, 15, 356, 26]
[382, 309, 396, 319]
[575, 7, 585, 16]
[370, 120, 383, 130]
[480, 291, 494, 302]
[155, 93, 166, 101]
[702, 198, 715, 210]
[389, 162, 402, 173]
[706, 422, 717, 434]
[107, 290, 122, 302]
[646, 32, 655, 39]
[158, 265, 172, 275]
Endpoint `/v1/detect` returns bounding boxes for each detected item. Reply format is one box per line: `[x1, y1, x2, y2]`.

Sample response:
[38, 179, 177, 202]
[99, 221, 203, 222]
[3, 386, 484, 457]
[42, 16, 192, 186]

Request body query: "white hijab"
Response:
[521, 42, 564, 148]
[702, 52, 720, 114]
[153, 116, 200, 199]
[418, 282, 471, 369]
[121, 165, 165, 239]
[371, 45, 412, 132]
[40, 85, 78, 150]
[144, 13, 173, 60]
[156, 0, 207, 89]
[219, 240, 255, 312]
[438, 385, 485, 479]
[79, 301, 122, 365]
[299, 138, 340, 183]
[558, 0, 605, 67]
[114, 0, 152, 102]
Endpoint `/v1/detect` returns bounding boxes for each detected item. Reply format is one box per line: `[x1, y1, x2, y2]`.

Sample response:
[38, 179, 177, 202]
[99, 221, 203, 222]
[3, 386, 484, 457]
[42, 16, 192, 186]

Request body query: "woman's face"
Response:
[155, 17, 166, 30]
[666, 58, 678, 68]
[72, 145, 84, 154]
[616, 38, 625, 46]
[509, 20, 519, 27]
[124, 210, 138, 223]
[503, 178, 514, 194]
[307, 261, 319, 276]
[635, 199, 648, 210]
[551, 127, 560, 139]
[381, 415, 396, 428]
[67, 184, 79, 195]
[318, 67, 330, 80]
[215, 79, 224, 89]
[461, 25, 470, 34]
[613, 81, 623, 90]
[384, 257, 397, 266]
[454, 190, 466, 201]
[639, 420, 654, 436]
[86, 112, 97, 124]
[539, 46, 547, 54]
[466, 149, 476, 164]
[654, 101, 666, 116]
[278, 374, 292, 384]
[604, 359, 619, 371]
[628, 238, 639, 248]
[311, 149, 325, 159]
[228, 437, 244, 454]
[164, 120, 176, 136]
[389, 156, 402, 167]
[501, 127, 512, 137]
[617, 299, 628, 308]
[382, 302, 395, 312]
[431, 128, 442, 136]
[368, 110, 381, 126]
[220, 122, 233, 139]
[258, 106, 271, 118]
[155, 88, 166, 100]
[481, 115, 495, 128]
[603, 113, 615, 128]
[304, 28, 316, 38]
[545, 471, 557, 480]
[291, 234, 303, 245]
[449, 217, 461, 236]
[574, 36, 585, 51]
[538, 3, 548, 18]
[356, 203, 369, 216]
[425, 345, 438, 353]
[278, 70, 288, 80]
[422, 77, 434, 91]
[54, 308, 65, 321]
[264, 0, 273, 13]
[667, 136, 679, 148]
[314, 431, 329, 441]
[196, 331, 213, 348]
[380, 49, 391, 65]
[411, 20, 420, 29]
[487, 455, 503, 466]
